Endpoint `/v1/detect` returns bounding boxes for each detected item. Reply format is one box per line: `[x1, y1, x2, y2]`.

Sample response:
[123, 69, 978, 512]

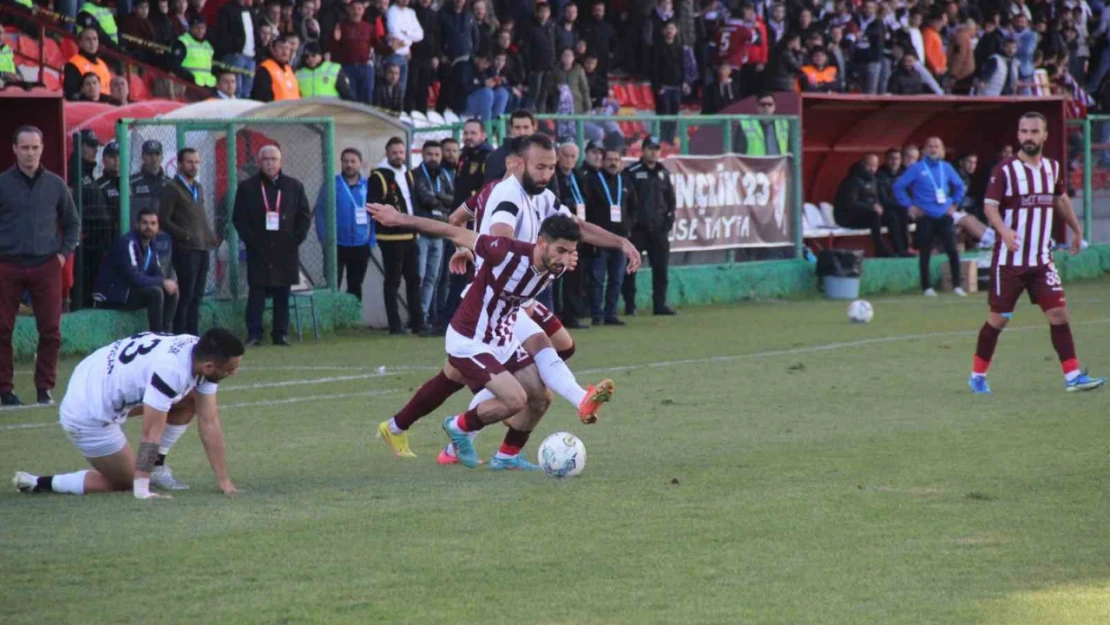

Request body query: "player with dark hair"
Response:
[377, 134, 640, 464]
[13, 329, 245, 498]
[368, 203, 608, 470]
[969, 112, 1106, 394]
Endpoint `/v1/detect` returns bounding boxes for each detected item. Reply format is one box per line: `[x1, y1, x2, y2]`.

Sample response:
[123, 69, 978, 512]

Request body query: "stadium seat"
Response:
[443, 109, 460, 124]
[16, 36, 40, 62]
[399, 112, 412, 126]
[624, 84, 644, 108]
[43, 38, 65, 69]
[819, 202, 837, 228]
[427, 111, 446, 126]
[42, 69, 61, 91]
[129, 72, 151, 100]
[1, 33, 17, 52]
[637, 83, 656, 110]
[611, 83, 631, 107]
[61, 38, 78, 60]
[410, 110, 428, 124]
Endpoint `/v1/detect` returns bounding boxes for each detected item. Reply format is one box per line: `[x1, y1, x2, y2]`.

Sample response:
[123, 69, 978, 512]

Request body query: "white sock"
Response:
[469, 389, 495, 410]
[533, 347, 588, 407]
[971, 372, 986, 379]
[1065, 369, 1082, 382]
[493, 451, 515, 460]
[51, 470, 88, 495]
[158, 424, 189, 456]
[388, 417, 404, 435]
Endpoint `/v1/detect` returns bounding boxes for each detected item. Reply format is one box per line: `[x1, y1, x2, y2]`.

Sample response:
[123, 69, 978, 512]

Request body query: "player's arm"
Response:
[983, 166, 1020, 252]
[448, 204, 473, 227]
[576, 219, 642, 273]
[1052, 192, 1084, 254]
[368, 203, 478, 250]
[195, 391, 236, 495]
[134, 404, 170, 499]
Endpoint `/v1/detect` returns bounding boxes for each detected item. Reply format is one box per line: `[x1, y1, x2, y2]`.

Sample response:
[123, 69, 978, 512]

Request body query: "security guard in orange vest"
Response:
[799, 47, 841, 93]
[64, 28, 112, 101]
[251, 35, 301, 101]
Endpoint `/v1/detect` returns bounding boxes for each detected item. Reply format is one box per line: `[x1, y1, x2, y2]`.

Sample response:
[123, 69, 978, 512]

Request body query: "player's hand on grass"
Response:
[1000, 227, 1021, 252]
[217, 479, 238, 495]
[450, 249, 474, 274]
[366, 203, 402, 227]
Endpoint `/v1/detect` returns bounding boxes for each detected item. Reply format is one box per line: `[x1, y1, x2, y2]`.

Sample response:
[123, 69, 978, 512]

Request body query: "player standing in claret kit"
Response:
[969, 113, 1106, 394]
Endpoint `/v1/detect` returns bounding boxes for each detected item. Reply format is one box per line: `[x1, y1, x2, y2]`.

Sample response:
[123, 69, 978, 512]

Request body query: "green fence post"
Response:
[323, 120, 338, 291]
[650, 118, 660, 140]
[225, 122, 240, 301]
[1083, 117, 1093, 243]
[722, 118, 733, 154]
[790, 117, 803, 259]
[116, 120, 130, 237]
[678, 117, 688, 154]
[175, 124, 186, 157]
[576, 119, 585, 149]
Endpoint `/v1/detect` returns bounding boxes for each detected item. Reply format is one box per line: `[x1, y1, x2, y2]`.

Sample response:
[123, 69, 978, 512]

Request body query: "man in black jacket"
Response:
[522, 2, 557, 113]
[622, 137, 676, 316]
[585, 148, 637, 326]
[232, 145, 312, 346]
[130, 140, 174, 279]
[553, 142, 591, 329]
[651, 21, 685, 146]
[407, 0, 440, 113]
[875, 147, 911, 256]
[833, 153, 893, 257]
[703, 65, 737, 114]
[368, 137, 424, 335]
[853, 0, 886, 94]
[412, 140, 454, 332]
[485, 110, 536, 183]
[453, 119, 493, 205]
[579, 0, 615, 75]
[212, 0, 257, 98]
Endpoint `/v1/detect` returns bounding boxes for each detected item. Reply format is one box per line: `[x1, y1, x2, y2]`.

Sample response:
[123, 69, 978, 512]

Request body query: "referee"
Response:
[893, 136, 967, 297]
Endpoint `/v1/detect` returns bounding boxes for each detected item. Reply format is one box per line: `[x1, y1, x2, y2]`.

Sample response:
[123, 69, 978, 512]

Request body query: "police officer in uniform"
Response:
[96, 141, 122, 230]
[130, 140, 174, 279]
[295, 42, 353, 99]
[623, 136, 676, 316]
[70, 130, 108, 306]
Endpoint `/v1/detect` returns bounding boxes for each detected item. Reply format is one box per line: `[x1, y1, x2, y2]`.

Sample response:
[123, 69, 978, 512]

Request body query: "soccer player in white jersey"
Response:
[969, 112, 1105, 394]
[13, 329, 244, 498]
[368, 202, 612, 469]
[378, 135, 639, 463]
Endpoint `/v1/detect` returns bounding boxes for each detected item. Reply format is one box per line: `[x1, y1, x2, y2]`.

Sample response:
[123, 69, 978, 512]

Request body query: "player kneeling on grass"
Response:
[367, 203, 614, 470]
[14, 329, 244, 498]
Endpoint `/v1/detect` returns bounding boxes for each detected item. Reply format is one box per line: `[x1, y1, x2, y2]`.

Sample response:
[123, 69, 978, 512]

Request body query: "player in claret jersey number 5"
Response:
[969, 112, 1106, 394]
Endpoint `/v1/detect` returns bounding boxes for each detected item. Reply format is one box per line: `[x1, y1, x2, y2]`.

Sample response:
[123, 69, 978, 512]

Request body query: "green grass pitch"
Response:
[2, 281, 1109, 625]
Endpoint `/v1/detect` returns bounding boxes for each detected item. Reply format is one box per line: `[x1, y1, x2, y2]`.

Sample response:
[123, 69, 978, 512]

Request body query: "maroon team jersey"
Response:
[450, 235, 563, 347]
[984, 156, 1063, 268]
[463, 179, 500, 231]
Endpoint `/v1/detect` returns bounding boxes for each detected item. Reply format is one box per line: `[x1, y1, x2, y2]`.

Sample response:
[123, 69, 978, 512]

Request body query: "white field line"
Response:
[1, 318, 1108, 432]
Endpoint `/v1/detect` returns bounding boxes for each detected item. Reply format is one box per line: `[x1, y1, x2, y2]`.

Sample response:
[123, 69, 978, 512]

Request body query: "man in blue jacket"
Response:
[92, 208, 180, 332]
[316, 147, 374, 301]
[893, 136, 967, 297]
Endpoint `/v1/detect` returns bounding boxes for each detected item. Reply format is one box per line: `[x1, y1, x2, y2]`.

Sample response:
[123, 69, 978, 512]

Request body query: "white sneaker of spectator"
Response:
[923, 288, 938, 297]
[953, 287, 967, 297]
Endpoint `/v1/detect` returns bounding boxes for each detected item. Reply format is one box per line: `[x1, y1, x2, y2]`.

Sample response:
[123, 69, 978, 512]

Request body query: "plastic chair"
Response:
[637, 83, 656, 110]
[61, 38, 78, 60]
[43, 38, 65, 68]
[290, 268, 319, 341]
[42, 69, 61, 90]
[129, 72, 151, 100]
[427, 110, 446, 126]
[16, 36, 40, 62]
[443, 109, 461, 125]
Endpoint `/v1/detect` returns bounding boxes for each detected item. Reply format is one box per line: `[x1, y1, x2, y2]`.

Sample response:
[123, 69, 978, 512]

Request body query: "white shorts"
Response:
[513, 309, 545, 344]
[60, 421, 128, 458]
[446, 327, 521, 365]
[445, 327, 533, 391]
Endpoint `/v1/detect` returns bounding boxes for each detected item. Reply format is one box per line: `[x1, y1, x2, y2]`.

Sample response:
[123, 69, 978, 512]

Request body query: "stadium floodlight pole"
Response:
[1082, 117, 1093, 243]
[116, 119, 131, 237]
[790, 116, 803, 259]
[323, 119, 338, 291]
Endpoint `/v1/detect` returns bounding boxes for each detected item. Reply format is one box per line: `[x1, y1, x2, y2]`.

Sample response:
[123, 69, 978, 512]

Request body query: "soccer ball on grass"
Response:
[847, 299, 874, 324]
[538, 432, 586, 477]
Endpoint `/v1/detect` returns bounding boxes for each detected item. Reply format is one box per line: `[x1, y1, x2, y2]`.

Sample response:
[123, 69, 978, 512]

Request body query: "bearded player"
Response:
[13, 329, 244, 498]
[368, 202, 610, 469]
[377, 135, 638, 463]
[969, 112, 1106, 394]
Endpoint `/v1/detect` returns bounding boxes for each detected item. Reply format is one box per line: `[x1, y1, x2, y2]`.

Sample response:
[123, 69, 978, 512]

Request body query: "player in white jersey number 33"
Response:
[13, 329, 245, 499]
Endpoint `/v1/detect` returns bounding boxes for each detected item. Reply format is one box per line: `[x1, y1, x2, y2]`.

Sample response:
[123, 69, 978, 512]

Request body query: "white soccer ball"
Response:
[847, 299, 874, 324]
[538, 432, 586, 478]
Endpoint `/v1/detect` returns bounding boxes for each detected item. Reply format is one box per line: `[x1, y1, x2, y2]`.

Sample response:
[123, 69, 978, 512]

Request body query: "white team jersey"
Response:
[479, 176, 572, 262]
[60, 333, 218, 427]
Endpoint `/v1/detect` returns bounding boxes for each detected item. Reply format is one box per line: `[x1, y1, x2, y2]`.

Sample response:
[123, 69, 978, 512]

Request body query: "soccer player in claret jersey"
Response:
[367, 202, 613, 470]
[13, 329, 244, 498]
[969, 113, 1106, 394]
[377, 135, 639, 464]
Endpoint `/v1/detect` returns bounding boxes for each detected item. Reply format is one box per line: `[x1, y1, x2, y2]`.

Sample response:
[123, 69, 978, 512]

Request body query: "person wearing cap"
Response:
[252, 35, 302, 101]
[96, 141, 122, 233]
[579, 140, 603, 177]
[68, 130, 109, 305]
[295, 42, 352, 99]
[130, 140, 175, 280]
[0, 126, 81, 406]
[64, 28, 112, 101]
[623, 137, 676, 317]
[160, 148, 218, 335]
[177, 15, 217, 88]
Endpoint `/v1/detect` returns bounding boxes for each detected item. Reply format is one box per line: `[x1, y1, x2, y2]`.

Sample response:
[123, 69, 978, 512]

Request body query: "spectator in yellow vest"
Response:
[177, 16, 217, 88]
[64, 28, 113, 101]
[78, 0, 119, 46]
[295, 42, 353, 99]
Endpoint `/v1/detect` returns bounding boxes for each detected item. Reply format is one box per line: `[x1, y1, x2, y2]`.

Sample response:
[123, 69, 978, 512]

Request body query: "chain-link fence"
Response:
[1070, 117, 1110, 245]
[100, 118, 337, 305]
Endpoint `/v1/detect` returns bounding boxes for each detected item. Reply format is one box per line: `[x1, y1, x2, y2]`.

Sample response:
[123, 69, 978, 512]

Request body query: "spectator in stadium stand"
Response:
[703, 64, 736, 114]
[485, 110, 535, 183]
[852, 0, 885, 94]
[892, 137, 967, 297]
[233, 145, 313, 347]
[109, 75, 131, 104]
[332, 0, 376, 105]
[1014, 14, 1040, 94]
[295, 0, 321, 44]
[412, 140, 453, 334]
[452, 119, 491, 205]
[579, 1, 614, 74]
[159, 148, 216, 336]
[793, 7, 819, 44]
[373, 62, 406, 112]
[315, 147, 373, 301]
[921, 9, 947, 79]
[472, 0, 496, 56]
[766, 3, 787, 47]
[0, 39, 18, 88]
[75, 73, 109, 103]
[974, 12, 1004, 74]
[651, 21, 686, 146]
[259, 0, 282, 36]
[177, 16, 217, 88]
[407, 0, 440, 113]
[975, 36, 1019, 96]
[368, 137, 424, 336]
[737, 92, 788, 157]
[169, 0, 190, 37]
[522, 1, 557, 113]
[91, 209, 179, 333]
[582, 52, 606, 107]
[887, 49, 929, 95]
[384, 0, 424, 104]
[285, 32, 304, 67]
[552, 142, 590, 330]
[440, 138, 460, 178]
[252, 35, 301, 101]
[800, 46, 841, 92]
[215, 68, 239, 98]
[833, 154, 893, 258]
[212, 0, 258, 99]
[947, 19, 978, 94]
[279, 0, 298, 35]
[129, 140, 175, 279]
[586, 147, 635, 327]
[875, 147, 910, 257]
[78, 0, 119, 46]
[151, 0, 178, 47]
[826, 24, 847, 78]
[120, 0, 159, 64]
[0, 126, 80, 407]
[766, 31, 804, 92]
[552, 47, 590, 129]
[96, 142, 122, 237]
[579, 140, 603, 177]
[64, 28, 112, 101]
[297, 42, 352, 99]
[644, 0, 675, 67]
[623, 137, 676, 317]
[554, 2, 579, 54]
[491, 48, 523, 113]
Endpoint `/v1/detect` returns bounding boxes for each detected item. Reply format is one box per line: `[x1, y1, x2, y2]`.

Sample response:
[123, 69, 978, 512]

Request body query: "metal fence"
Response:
[73, 118, 339, 308]
[1069, 116, 1110, 245]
